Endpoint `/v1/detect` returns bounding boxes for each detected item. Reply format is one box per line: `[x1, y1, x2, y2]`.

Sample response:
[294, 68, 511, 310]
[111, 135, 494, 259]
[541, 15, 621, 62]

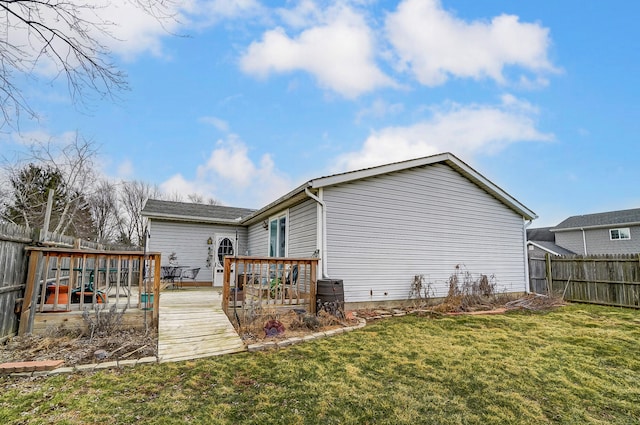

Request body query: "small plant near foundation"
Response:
[82, 303, 127, 339]
[433, 264, 503, 312]
[409, 274, 433, 307]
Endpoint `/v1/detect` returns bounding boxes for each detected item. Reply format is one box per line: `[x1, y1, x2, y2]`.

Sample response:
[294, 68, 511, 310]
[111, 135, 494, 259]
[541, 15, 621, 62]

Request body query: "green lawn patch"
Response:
[1, 304, 639, 424]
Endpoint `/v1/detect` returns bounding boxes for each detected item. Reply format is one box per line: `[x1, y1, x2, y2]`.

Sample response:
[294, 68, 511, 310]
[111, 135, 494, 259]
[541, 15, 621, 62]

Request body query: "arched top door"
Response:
[216, 237, 234, 266]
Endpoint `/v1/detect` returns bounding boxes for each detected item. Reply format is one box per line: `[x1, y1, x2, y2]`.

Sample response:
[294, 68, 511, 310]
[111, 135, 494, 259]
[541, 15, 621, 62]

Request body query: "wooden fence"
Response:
[529, 254, 640, 308]
[0, 222, 145, 341]
[0, 223, 33, 342]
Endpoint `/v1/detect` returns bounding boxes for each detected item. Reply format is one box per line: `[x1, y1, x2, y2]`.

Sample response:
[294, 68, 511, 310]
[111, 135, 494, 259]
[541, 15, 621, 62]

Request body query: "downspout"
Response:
[580, 227, 588, 255]
[305, 187, 330, 279]
[523, 218, 532, 294]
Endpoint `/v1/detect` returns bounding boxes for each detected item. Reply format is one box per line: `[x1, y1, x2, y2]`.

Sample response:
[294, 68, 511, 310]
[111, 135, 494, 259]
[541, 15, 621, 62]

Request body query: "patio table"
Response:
[161, 265, 189, 288]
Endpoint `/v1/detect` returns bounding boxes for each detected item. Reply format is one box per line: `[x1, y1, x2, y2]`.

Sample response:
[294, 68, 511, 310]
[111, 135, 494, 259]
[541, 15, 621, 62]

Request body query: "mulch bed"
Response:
[0, 330, 157, 367]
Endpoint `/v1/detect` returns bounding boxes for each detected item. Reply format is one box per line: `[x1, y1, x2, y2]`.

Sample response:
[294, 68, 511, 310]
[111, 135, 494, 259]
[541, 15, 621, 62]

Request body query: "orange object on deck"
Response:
[45, 285, 69, 306]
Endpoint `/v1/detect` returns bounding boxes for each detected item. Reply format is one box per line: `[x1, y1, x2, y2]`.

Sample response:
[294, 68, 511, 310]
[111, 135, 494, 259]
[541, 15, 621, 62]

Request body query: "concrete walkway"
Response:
[157, 288, 245, 363]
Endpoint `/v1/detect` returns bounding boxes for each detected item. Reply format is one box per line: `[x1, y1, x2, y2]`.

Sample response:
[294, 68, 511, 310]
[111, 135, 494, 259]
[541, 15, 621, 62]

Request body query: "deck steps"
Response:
[157, 289, 245, 363]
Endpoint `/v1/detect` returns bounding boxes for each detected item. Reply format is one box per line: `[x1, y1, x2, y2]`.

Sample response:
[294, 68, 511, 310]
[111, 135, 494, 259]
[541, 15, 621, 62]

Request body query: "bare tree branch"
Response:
[0, 0, 178, 128]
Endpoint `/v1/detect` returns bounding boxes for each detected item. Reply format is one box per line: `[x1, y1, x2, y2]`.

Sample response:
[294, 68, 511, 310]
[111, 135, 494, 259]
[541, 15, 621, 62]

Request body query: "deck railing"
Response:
[19, 247, 162, 335]
[222, 256, 318, 318]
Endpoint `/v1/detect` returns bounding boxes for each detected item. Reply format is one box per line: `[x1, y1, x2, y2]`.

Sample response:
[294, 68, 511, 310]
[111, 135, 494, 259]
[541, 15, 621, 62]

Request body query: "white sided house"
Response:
[143, 153, 537, 307]
[141, 202, 255, 286]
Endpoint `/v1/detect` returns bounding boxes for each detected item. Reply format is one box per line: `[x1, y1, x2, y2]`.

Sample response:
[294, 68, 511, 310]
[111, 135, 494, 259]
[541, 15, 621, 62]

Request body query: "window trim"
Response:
[267, 210, 289, 257]
[609, 227, 631, 241]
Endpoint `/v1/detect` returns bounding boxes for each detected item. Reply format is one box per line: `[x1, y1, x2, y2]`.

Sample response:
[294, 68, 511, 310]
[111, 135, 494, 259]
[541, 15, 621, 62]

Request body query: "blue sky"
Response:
[3, 0, 639, 227]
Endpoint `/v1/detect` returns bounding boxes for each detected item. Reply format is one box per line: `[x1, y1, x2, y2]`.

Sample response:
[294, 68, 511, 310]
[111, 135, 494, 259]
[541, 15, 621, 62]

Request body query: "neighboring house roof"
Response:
[527, 227, 555, 242]
[141, 199, 255, 224]
[527, 240, 575, 256]
[242, 152, 537, 225]
[551, 208, 640, 232]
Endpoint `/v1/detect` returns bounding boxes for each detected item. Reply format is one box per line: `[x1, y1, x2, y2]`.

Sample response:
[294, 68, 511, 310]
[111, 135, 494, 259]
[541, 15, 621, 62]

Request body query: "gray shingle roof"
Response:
[142, 199, 255, 222]
[552, 208, 640, 231]
[527, 227, 555, 242]
[528, 241, 575, 256]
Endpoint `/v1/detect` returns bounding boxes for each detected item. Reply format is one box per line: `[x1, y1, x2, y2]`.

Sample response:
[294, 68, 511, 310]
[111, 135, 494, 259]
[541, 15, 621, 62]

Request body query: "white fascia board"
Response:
[551, 221, 640, 233]
[310, 152, 537, 221]
[310, 153, 452, 188]
[240, 183, 311, 225]
[141, 212, 242, 225]
[527, 241, 562, 256]
[445, 155, 537, 220]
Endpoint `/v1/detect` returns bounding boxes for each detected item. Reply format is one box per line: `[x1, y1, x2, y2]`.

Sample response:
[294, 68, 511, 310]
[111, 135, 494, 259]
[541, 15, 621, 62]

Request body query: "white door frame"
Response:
[213, 233, 236, 287]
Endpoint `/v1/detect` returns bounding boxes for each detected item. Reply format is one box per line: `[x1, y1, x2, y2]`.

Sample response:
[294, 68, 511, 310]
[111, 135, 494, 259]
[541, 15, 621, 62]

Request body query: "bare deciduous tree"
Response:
[186, 192, 219, 205]
[0, 0, 177, 127]
[0, 133, 97, 237]
[118, 180, 160, 246]
[89, 179, 120, 243]
[28, 134, 97, 235]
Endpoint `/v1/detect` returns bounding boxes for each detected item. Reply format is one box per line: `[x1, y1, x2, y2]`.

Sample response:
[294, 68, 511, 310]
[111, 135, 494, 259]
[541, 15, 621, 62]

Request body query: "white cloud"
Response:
[116, 159, 134, 179]
[199, 116, 231, 133]
[276, 0, 323, 28]
[385, 0, 556, 86]
[194, 0, 265, 28]
[240, 4, 394, 98]
[160, 137, 293, 207]
[335, 95, 554, 171]
[6, 0, 263, 78]
[6, 130, 77, 146]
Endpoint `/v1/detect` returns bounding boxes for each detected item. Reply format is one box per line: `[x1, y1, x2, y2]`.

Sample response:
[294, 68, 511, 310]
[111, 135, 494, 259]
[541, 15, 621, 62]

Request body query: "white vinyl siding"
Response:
[246, 201, 318, 258]
[147, 220, 248, 283]
[556, 226, 640, 255]
[247, 222, 268, 256]
[323, 163, 527, 303]
[288, 199, 318, 258]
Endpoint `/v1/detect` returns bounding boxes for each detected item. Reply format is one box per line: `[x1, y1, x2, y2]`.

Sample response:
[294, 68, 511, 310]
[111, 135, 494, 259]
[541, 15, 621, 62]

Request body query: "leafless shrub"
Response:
[433, 265, 503, 313]
[82, 303, 127, 339]
[505, 293, 566, 311]
[409, 274, 433, 306]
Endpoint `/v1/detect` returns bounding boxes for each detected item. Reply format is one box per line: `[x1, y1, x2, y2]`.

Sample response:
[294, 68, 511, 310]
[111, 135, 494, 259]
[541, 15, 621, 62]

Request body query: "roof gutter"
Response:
[305, 187, 330, 279]
[523, 219, 533, 294]
[141, 212, 243, 225]
[581, 227, 588, 255]
[551, 220, 640, 232]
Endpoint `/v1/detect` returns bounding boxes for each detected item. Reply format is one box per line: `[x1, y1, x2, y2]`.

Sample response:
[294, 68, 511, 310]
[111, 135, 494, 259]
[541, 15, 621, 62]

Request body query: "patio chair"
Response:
[107, 269, 131, 296]
[161, 266, 183, 289]
[284, 265, 299, 299]
[178, 267, 200, 288]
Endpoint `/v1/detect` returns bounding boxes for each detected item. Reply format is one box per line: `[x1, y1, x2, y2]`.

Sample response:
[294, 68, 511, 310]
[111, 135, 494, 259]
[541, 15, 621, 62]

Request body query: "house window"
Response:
[269, 213, 287, 257]
[610, 228, 631, 240]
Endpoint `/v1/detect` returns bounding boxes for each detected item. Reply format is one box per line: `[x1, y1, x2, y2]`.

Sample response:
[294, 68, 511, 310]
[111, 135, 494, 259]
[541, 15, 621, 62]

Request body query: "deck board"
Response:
[158, 288, 245, 363]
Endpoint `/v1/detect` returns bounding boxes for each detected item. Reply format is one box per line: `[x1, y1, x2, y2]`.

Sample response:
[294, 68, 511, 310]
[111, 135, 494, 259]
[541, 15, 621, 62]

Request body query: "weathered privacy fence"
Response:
[529, 254, 640, 308]
[0, 223, 32, 342]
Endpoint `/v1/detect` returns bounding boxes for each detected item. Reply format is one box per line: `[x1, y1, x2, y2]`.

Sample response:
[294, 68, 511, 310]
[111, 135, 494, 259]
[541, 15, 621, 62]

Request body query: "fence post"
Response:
[18, 251, 42, 335]
[222, 257, 231, 313]
[545, 253, 552, 295]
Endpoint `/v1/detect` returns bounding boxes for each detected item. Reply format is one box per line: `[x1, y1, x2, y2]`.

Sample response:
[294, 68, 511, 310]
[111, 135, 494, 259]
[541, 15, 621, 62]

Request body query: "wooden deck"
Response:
[158, 288, 245, 363]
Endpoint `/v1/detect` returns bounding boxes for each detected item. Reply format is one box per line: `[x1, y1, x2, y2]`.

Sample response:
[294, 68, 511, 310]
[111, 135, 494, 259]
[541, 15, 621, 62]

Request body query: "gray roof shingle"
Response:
[528, 241, 575, 255]
[552, 208, 640, 231]
[527, 227, 555, 242]
[142, 199, 255, 222]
